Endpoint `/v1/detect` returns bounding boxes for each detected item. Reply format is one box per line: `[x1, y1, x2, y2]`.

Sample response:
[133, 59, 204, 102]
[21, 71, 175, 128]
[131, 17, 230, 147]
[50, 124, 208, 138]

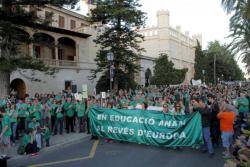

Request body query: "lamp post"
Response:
[202, 69, 205, 84]
[107, 52, 114, 92]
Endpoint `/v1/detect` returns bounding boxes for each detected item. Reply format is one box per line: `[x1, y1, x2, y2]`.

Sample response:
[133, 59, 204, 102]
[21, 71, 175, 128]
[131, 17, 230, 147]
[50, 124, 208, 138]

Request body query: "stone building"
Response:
[9, 5, 98, 97]
[4, 4, 202, 98]
[138, 10, 202, 85]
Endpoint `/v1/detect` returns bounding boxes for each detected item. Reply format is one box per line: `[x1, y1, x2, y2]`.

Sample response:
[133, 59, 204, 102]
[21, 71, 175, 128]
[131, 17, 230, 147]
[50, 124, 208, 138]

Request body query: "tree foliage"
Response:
[89, 0, 146, 90]
[221, 0, 250, 73]
[151, 53, 187, 86]
[194, 40, 245, 83]
[194, 40, 206, 80]
[95, 69, 137, 94]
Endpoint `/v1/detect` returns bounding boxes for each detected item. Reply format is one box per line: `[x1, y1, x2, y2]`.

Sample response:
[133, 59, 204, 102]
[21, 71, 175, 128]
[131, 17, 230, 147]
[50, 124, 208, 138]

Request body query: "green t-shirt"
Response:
[0, 99, 7, 108]
[2, 115, 12, 137]
[28, 121, 40, 130]
[22, 134, 31, 147]
[75, 102, 86, 117]
[56, 105, 64, 118]
[138, 98, 145, 104]
[129, 101, 136, 107]
[237, 97, 249, 113]
[30, 104, 42, 120]
[120, 99, 128, 108]
[55, 95, 61, 101]
[43, 127, 50, 140]
[18, 103, 29, 118]
[64, 102, 74, 117]
[154, 102, 162, 107]
[51, 104, 58, 116]
[9, 109, 18, 123]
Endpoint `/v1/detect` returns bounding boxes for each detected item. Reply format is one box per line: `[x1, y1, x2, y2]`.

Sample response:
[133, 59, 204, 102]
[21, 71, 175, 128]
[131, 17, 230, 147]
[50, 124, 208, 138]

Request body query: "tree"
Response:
[204, 41, 245, 83]
[221, 0, 250, 74]
[89, 0, 146, 91]
[151, 53, 187, 86]
[194, 40, 206, 80]
[0, 0, 78, 97]
[95, 69, 137, 94]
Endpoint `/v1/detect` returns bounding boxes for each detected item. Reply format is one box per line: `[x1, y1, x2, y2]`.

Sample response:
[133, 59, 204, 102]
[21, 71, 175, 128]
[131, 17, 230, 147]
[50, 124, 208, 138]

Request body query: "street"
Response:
[8, 137, 225, 167]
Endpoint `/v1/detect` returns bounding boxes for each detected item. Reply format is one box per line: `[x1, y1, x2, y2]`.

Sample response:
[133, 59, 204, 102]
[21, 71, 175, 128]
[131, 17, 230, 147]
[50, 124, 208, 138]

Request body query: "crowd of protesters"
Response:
[0, 90, 89, 157]
[0, 82, 249, 163]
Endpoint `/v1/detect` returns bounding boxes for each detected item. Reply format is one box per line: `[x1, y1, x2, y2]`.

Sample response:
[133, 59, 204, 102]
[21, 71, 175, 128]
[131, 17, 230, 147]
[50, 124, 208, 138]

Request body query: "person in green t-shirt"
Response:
[75, 99, 86, 133]
[29, 99, 42, 124]
[17, 99, 29, 135]
[54, 100, 64, 135]
[0, 107, 12, 157]
[28, 117, 41, 131]
[236, 92, 249, 125]
[22, 129, 38, 155]
[50, 99, 58, 132]
[41, 125, 50, 147]
[119, 97, 128, 109]
[9, 104, 18, 143]
[63, 97, 75, 133]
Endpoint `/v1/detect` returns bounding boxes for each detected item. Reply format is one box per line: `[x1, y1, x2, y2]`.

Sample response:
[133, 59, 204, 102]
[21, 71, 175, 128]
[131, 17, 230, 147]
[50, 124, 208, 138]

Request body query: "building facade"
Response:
[10, 5, 99, 97]
[138, 10, 202, 85]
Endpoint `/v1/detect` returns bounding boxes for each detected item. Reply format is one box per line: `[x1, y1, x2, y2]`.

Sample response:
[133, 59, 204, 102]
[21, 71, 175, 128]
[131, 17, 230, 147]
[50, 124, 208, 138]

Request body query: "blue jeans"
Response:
[202, 127, 214, 154]
[11, 122, 17, 142]
[221, 132, 233, 148]
[54, 118, 63, 135]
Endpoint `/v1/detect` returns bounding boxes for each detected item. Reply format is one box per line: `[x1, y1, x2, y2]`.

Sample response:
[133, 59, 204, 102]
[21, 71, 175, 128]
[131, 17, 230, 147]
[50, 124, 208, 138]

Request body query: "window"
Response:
[70, 20, 76, 29]
[65, 81, 72, 91]
[45, 11, 52, 25]
[58, 15, 65, 28]
[81, 23, 85, 27]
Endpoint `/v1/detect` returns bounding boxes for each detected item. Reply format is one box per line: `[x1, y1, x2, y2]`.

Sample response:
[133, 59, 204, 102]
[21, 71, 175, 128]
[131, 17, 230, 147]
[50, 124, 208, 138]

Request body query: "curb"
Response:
[10, 134, 91, 161]
[42, 134, 91, 152]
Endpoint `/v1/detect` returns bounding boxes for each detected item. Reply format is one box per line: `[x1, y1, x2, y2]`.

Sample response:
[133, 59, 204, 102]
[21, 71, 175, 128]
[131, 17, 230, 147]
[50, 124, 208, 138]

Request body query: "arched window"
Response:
[33, 33, 55, 59]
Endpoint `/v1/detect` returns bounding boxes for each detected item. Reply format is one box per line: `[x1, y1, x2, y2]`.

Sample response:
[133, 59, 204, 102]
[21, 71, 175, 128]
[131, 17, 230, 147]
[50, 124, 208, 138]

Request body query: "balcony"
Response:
[38, 58, 79, 68]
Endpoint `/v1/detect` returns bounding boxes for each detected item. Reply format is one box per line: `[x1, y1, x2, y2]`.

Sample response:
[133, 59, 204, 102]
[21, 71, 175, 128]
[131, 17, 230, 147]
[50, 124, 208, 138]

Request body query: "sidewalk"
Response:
[9, 132, 90, 160]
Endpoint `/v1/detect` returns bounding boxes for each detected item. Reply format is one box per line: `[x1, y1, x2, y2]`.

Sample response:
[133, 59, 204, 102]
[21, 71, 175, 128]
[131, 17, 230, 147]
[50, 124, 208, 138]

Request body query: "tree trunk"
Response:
[0, 71, 10, 98]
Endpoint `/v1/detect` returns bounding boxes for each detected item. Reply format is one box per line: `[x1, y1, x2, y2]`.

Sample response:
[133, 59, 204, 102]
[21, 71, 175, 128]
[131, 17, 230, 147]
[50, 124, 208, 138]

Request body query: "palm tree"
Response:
[221, 0, 250, 74]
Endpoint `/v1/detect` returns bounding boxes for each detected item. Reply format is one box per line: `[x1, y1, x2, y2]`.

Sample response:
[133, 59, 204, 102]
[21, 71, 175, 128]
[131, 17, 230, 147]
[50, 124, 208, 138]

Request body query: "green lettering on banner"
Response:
[89, 108, 204, 147]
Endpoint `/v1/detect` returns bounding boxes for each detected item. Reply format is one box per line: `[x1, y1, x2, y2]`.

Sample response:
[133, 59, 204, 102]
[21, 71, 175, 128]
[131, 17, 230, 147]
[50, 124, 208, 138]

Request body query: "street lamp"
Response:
[107, 52, 114, 92]
[202, 69, 205, 84]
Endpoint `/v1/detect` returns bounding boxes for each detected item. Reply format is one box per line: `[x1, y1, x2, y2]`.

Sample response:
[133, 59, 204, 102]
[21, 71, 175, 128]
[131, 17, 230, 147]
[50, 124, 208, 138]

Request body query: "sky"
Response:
[76, 0, 247, 76]
[139, 0, 231, 48]
[78, 0, 231, 48]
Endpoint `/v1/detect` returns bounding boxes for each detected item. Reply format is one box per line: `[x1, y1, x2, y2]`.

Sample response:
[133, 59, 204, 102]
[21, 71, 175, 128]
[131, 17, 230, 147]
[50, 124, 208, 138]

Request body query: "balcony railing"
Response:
[38, 58, 78, 68]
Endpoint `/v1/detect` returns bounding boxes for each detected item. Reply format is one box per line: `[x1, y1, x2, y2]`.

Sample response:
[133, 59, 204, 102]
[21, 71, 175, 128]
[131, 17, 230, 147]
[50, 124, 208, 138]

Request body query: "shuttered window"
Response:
[59, 15, 65, 28]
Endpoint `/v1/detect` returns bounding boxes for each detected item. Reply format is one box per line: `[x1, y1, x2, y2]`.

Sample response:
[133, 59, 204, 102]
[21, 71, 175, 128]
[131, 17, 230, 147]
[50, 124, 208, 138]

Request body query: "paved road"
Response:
[8, 137, 225, 167]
